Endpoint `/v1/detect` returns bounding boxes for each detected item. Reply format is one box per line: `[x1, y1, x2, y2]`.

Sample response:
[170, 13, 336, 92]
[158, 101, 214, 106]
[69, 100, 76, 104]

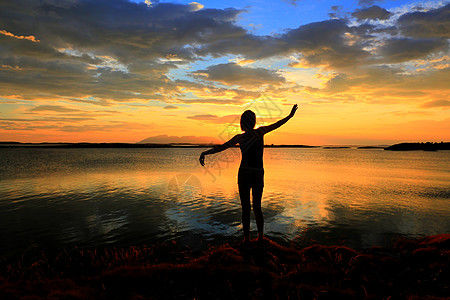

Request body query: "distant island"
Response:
[265, 144, 319, 148]
[357, 146, 386, 149]
[384, 142, 450, 151]
[323, 146, 351, 149]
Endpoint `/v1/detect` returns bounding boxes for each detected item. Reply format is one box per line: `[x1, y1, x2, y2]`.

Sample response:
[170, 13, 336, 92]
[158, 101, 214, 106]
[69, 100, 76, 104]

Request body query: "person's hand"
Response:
[289, 104, 298, 118]
[199, 152, 205, 166]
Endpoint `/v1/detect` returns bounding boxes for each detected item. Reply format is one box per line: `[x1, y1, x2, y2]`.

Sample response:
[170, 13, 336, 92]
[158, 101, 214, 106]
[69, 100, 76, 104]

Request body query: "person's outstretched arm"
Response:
[259, 104, 298, 135]
[199, 135, 239, 166]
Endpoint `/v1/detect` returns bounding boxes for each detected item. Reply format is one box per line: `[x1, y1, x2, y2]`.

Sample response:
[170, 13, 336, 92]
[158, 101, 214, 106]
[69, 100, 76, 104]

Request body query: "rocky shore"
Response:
[1, 234, 449, 299]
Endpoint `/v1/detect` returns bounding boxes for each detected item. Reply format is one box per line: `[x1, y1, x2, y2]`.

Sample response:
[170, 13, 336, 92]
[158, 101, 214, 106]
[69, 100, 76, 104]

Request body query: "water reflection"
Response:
[0, 148, 449, 256]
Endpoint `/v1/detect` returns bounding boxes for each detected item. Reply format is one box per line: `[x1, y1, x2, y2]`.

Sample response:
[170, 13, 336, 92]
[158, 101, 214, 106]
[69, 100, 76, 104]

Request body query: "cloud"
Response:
[0, 29, 40, 43]
[163, 105, 178, 110]
[420, 99, 450, 108]
[282, 0, 301, 6]
[29, 105, 81, 113]
[0, 116, 95, 123]
[352, 6, 391, 20]
[176, 98, 242, 104]
[187, 114, 218, 120]
[192, 63, 286, 87]
[397, 4, 450, 38]
[328, 5, 346, 19]
[379, 38, 448, 63]
[302, 65, 450, 104]
[0, 0, 249, 103]
[357, 0, 383, 6]
[280, 19, 371, 69]
[0, 118, 151, 133]
[1, 0, 448, 107]
[66, 97, 112, 107]
[187, 114, 240, 123]
[0, 0, 246, 62]
[321, 73, 351, 94]
[188, 2, 204, 11]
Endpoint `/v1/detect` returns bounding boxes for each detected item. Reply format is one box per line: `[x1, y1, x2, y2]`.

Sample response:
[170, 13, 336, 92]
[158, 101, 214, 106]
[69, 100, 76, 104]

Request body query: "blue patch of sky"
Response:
[0, 97, 35, 116]
[166, 55, 232, 84]
[0, 102, 21, 116]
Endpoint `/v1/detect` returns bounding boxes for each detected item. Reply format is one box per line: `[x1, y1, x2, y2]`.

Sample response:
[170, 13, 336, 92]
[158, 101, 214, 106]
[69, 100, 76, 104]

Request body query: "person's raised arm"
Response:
[199, 135, 239, 166]
[259, 104, 298, 135]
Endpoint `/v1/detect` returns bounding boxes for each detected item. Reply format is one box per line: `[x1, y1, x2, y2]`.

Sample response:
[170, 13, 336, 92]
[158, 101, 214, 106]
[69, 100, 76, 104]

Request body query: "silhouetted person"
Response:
[199, 104, 298, 243]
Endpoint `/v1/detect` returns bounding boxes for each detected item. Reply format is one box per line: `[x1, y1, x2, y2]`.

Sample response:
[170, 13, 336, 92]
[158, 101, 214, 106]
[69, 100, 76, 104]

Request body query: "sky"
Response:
[0, 0, 449, 145]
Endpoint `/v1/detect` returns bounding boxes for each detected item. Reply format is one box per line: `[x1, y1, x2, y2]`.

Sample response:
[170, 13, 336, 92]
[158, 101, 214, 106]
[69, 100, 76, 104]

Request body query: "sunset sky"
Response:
[0, 0, 449, 145]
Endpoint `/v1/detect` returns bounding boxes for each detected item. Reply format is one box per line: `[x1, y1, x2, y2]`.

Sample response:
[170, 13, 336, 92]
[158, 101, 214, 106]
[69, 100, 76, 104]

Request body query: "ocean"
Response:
[0, 147, 449, 257]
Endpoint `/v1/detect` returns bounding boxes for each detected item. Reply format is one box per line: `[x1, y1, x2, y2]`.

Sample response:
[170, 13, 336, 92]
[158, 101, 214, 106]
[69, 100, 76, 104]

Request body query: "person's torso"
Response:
[238, 130, 264, 169]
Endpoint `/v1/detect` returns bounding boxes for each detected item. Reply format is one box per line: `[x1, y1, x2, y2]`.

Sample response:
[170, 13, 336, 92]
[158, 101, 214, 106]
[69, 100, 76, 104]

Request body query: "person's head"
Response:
[240, 110, 256, 132]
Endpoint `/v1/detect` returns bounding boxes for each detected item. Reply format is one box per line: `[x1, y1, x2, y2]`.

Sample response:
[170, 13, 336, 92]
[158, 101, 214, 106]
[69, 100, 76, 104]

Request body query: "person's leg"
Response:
[252, 186, 264, 240]
[238, 184, 251, 242]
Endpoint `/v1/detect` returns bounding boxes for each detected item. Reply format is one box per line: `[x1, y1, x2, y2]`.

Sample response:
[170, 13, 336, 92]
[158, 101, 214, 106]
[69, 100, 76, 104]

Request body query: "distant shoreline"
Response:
[0, 142, 320, 148]
[384, 142, 450, 151]
[0, 142, 448, 151]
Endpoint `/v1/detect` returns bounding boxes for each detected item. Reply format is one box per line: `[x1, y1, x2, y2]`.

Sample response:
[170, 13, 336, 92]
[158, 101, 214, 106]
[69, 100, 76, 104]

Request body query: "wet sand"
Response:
[1, 234, 449, 299]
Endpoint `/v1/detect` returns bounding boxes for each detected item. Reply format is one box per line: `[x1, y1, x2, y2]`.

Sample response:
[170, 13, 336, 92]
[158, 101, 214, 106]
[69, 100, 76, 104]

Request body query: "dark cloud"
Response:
[206, 19, 364, 67]
[357, 0, 383, 7]
[0, 118, 152, 132]
[282, 0, 301, 6]
[322, 74, 351, 94]
[29, 105, 81, 112]
[0, 0, 246, 62]
[328, 5, 346, 19]
[192, 63, 286, 87]
[281, 19, 371, 69]
[163, 105, 178, 110]
[66, 97, 112, 107]
[0, 116, 95, 122]
[187, 114, 218, 120]
[352, 6, 391, 20]
[379, 38, 448, 63]
[177, 98, 242, 104]
[193, 34, 272, 60]
[303, 66, 450, 104]
[0, 0, 249, 102]
[187, 114, 240, 123]
[397, 4, 450, 38]
[420, 99, 450, 108]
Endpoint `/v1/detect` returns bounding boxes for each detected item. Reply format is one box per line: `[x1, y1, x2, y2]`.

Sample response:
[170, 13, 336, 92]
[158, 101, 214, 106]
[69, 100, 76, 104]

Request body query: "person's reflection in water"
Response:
[199, 104, 298, 244]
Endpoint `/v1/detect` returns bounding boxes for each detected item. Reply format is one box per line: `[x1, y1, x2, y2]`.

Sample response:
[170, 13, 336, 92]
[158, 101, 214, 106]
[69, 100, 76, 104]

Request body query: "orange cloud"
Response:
[236, 59, 255, 66]
[0, 29, 40, 42]
[1, 65, 22, 71]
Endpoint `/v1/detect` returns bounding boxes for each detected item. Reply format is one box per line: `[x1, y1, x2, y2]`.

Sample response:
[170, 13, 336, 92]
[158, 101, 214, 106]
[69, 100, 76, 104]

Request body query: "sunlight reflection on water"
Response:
[0, 147, 449, 256]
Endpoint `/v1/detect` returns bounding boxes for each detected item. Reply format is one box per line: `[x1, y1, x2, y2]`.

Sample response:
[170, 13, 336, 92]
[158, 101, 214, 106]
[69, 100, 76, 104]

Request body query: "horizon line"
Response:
[0, 141, 448, 148]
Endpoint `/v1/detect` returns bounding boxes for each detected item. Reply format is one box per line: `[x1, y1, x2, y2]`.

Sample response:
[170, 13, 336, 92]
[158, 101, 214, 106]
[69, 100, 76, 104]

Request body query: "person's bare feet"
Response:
[241, 238, 251, 249]
[257, 235, 266, 244]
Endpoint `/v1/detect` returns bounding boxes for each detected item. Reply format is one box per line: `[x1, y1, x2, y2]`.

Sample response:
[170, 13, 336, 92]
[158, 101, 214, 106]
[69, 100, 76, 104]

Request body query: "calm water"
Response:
[0, 147, 449, 257]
